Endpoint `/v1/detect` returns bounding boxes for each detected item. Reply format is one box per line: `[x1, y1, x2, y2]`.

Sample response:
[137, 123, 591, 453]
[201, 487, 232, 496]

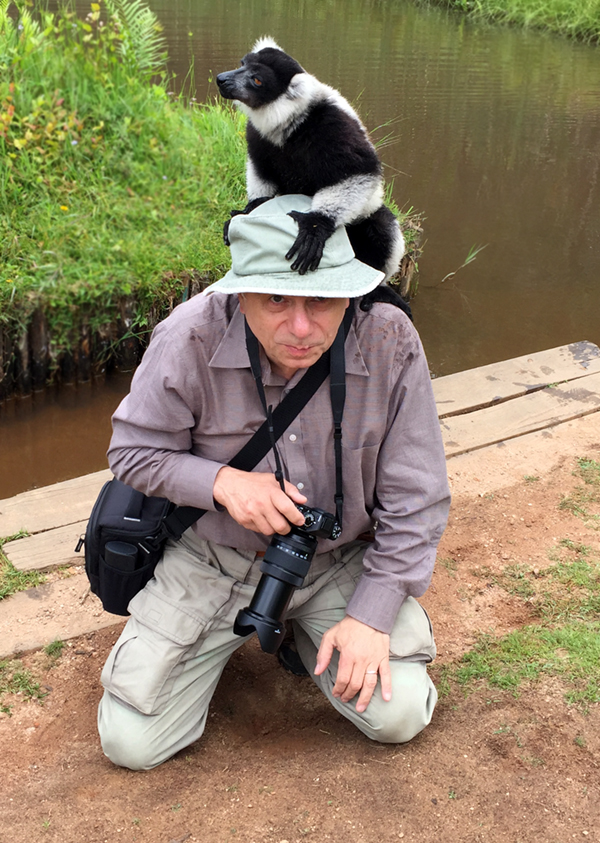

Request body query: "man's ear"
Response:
[238, 292, 246, 313]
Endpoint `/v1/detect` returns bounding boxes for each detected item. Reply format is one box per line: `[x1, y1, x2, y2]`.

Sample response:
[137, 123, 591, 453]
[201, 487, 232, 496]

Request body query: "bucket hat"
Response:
[203, 194, 384, 298]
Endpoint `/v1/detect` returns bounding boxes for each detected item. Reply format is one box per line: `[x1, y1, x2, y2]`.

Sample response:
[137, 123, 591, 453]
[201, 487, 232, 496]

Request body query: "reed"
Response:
[440, 0, 600, 42]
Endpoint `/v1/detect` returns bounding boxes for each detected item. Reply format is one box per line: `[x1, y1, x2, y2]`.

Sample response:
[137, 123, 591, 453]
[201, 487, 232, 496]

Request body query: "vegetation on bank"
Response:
[0, 0, 248, 370]
[0, 0, 420, 389]
[435, 0, 600, 42]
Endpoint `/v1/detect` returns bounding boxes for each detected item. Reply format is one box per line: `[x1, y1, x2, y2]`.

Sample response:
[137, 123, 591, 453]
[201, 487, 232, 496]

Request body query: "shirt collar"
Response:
[208, 302, 369, 379]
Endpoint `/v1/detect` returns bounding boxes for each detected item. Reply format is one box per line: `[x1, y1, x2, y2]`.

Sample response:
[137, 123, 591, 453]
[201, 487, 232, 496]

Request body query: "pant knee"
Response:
[98, 691, 188, 771]
[358, 668, 438, 744]
[98, 703, 157, 771]
[100, 729, 156, 771]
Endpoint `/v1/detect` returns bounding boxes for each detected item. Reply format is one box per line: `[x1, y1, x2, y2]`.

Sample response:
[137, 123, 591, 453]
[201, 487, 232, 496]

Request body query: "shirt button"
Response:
[297, 482, 305, 490]
[289, 434, 297, 442]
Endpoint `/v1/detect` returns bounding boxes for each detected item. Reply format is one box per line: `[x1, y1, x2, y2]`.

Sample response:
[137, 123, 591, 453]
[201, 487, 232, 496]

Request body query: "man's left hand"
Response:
[314, 616, 392, 713]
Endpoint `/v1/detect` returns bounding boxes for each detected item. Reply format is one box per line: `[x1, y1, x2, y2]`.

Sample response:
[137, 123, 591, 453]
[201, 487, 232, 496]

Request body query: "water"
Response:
[2, 0, 600, 497]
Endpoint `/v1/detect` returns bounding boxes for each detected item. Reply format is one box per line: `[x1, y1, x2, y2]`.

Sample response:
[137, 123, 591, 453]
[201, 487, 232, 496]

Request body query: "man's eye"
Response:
[270, 295, 285, 304]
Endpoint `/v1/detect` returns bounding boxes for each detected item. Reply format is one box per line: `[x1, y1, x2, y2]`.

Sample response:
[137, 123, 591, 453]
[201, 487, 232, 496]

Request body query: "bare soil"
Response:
[2, 439, 600, 843]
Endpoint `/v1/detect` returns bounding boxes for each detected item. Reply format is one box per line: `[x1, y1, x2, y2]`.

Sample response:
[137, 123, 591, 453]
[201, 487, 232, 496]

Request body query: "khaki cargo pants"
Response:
[98, 530, 437, 770]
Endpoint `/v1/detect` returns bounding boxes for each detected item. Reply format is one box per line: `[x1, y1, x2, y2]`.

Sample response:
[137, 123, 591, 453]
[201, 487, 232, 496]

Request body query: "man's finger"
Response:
[355, 670, 380, 712]
[378, 659, 393, 703]
[331, 650, 359, 699]
[314, 634, 336, 676]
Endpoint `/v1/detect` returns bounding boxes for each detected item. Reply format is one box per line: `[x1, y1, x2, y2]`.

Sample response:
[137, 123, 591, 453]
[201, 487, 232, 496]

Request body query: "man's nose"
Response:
[289, 304, 312, 338]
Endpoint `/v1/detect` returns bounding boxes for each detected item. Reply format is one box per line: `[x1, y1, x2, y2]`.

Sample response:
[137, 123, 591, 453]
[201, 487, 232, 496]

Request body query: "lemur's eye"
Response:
[253, 77, 262, 86]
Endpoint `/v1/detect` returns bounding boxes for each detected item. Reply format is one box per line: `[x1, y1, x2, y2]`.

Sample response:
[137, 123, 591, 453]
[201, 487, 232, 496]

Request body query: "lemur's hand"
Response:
[223, 197, 272, 245]
[285, 210, 336, 274]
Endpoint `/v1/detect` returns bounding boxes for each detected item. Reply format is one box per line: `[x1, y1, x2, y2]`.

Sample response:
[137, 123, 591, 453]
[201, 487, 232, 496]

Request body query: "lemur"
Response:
[216, 37, 411, 318]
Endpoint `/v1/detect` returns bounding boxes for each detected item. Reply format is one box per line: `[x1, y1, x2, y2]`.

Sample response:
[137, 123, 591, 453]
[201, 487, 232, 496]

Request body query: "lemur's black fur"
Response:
[217, 38, 411, 319]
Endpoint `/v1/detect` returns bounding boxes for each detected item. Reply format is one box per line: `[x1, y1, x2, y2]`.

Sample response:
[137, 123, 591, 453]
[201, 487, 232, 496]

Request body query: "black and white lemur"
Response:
[216, 37, 411, 317]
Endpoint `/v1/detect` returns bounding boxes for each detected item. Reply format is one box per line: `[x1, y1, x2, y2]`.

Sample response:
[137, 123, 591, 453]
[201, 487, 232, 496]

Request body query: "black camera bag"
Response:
[82, 479, 177, 616]
[78, 302, 354, 617]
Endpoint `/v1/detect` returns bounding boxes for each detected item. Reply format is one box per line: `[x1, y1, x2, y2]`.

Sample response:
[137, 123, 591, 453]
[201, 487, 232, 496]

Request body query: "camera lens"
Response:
[234, 505, 339, 653]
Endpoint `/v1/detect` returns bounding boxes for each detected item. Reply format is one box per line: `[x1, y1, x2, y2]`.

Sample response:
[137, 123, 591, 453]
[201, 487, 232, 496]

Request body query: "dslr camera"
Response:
[234, 504, 341, 653]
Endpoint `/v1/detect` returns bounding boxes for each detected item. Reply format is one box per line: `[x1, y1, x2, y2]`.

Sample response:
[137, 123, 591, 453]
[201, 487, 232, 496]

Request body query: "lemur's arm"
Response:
[310, 174, 384, 227]
[286, 175, 384, 274]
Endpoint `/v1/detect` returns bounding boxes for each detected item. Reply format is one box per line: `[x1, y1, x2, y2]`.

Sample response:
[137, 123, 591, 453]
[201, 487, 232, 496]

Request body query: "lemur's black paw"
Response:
[285, 211, 336, 274]
[359, 285, 413, 322]
[223, 197, 272, 245]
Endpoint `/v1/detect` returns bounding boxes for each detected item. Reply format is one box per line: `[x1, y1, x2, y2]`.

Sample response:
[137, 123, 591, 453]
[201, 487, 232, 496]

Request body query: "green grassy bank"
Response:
[436, 0, 600, 42]
[0, 0, 249, 392]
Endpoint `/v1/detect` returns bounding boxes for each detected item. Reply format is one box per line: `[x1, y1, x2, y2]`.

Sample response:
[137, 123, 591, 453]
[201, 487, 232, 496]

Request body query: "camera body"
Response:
[294, 504, 341, 541]
[234, 504, 341, 653]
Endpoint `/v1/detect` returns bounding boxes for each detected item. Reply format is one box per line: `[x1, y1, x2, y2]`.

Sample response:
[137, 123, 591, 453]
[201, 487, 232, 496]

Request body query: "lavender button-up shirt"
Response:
[108, 292, 450, 633]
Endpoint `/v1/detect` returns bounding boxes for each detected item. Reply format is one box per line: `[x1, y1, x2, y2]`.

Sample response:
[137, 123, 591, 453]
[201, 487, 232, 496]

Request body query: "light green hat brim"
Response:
[204, 194, 384, 298]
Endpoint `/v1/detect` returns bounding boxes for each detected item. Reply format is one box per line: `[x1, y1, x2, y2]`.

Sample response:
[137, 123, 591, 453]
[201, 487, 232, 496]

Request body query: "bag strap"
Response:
[161, 302, 355, 541]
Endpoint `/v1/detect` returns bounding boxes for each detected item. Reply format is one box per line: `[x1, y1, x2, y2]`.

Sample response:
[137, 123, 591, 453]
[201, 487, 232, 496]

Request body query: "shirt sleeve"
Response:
[107, 319, 225, 511]
[345, 323, 451, 634]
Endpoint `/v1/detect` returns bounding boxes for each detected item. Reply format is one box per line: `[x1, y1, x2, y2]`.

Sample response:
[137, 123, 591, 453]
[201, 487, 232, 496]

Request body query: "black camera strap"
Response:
[159, 302, 353, 543]
[244, 301, 351, 530]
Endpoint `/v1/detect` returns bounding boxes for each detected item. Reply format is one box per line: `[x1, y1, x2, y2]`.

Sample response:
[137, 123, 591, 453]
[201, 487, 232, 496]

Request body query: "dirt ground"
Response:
[1, 441, 600, 843]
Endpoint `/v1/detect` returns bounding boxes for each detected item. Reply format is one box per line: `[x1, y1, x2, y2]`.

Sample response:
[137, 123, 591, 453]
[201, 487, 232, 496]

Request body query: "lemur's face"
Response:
[216, 48, 303, 109]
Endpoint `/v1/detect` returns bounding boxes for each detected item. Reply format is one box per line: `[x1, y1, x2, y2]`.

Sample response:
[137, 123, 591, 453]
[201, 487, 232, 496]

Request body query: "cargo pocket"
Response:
[100, 588, 204, 716]
[389, 597, 436, 664]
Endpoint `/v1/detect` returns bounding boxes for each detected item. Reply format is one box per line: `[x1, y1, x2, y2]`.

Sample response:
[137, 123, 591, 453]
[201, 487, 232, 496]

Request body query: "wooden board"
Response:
[3, 520, 88, 573]
[0, 468, 110, 538]
[441, 370, 600, 457]
[433, 341, 600, 418]
[0, 575, 123, 659]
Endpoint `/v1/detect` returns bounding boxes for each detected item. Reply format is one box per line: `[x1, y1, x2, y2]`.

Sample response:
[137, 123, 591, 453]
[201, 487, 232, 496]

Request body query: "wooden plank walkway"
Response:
[1, 340, 600, 575]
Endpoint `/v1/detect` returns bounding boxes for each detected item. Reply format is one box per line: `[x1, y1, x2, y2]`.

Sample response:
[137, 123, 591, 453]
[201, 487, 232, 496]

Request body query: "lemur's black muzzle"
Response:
[216, 70, 239, 99]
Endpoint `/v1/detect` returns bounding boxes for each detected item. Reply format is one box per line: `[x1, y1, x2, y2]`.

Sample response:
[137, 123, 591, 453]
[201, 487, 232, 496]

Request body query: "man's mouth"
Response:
[283, 345, 315, 357]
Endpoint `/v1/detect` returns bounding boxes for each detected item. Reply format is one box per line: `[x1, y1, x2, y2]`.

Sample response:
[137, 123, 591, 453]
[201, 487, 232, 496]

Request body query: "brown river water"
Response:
[1, 0, 600, 498]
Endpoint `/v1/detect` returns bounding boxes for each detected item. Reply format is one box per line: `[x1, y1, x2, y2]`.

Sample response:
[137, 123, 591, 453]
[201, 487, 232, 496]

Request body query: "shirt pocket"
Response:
[341, 442, 380, 512]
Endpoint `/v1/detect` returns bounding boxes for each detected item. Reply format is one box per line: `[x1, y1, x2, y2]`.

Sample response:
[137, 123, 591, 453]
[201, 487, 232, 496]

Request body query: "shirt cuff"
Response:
[344, 577, 406, 635]
[165, 454, 226, 512]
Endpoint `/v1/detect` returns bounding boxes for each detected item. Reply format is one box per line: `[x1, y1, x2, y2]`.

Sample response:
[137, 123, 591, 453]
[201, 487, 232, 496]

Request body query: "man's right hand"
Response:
[213, 467, 307, 536]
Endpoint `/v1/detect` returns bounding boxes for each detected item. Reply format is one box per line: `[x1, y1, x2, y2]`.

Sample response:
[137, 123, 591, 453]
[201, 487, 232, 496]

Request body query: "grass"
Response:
[0, 531, 46, 599]
[453, 623, 600, 706]
[0, 657, 46, 715]
[559, 457, 600, 529]
[435, 0, 600, 42]
[44, 639, 65, 658]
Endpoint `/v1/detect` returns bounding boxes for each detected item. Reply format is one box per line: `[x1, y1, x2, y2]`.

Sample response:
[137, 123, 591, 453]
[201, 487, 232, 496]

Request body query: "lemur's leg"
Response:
[346, 205, 405, 280]
[223, 160, 279, 245]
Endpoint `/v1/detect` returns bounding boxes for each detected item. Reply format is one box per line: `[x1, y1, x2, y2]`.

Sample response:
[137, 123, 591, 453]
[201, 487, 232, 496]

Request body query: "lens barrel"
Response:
[234, 531, 317, 653]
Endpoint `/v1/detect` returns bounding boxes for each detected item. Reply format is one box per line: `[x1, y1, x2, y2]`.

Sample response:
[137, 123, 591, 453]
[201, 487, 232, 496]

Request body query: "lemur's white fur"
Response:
[237, 72, 365, 149]
[252, 35, 282, 52]
[246, 158, 278, 201]
[310, 175, 384, 228]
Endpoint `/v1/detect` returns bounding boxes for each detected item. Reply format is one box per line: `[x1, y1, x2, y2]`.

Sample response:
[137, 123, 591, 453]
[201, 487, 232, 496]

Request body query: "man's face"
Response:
[238, 293, 350, 380]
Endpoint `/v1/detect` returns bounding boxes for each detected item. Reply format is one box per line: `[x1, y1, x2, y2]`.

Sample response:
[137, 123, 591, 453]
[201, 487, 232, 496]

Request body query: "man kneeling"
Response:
[97, 194, 450, 770]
